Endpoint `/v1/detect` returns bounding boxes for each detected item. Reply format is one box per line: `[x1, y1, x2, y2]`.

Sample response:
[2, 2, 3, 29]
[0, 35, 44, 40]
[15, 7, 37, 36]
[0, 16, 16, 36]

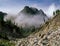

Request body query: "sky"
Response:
[0, 0, 60, 14]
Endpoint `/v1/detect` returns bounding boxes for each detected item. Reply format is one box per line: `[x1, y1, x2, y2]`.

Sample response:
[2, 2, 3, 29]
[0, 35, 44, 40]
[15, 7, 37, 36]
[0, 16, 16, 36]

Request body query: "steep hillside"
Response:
[15, 10, 60, 46]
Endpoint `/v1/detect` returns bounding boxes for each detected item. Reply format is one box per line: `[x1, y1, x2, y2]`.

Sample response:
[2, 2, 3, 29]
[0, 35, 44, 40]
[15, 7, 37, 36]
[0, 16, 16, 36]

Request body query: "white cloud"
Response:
[0, 5, 24, 14]
[45, 3, 56, 17]
[0, 2, 59, 17]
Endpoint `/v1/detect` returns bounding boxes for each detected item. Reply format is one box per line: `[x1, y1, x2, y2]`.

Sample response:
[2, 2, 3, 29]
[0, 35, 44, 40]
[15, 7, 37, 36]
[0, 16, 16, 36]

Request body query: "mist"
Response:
[4, 4, 57, 28]
[4, 13, 48, 28]
[45, 3, 56, 17]
[30, 3, 57, 17]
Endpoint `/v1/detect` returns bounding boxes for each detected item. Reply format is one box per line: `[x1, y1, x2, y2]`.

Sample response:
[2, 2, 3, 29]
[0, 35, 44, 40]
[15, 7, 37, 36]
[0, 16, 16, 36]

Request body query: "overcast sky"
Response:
[0, 0, 60, 14]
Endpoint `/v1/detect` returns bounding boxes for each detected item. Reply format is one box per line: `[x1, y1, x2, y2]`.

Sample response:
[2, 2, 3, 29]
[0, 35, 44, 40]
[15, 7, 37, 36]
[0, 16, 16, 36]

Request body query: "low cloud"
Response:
[4, 13, 48, 28]
[4, 3, 58, 28]
[30, 3, 57, 17]
[45, 3, 56, 17]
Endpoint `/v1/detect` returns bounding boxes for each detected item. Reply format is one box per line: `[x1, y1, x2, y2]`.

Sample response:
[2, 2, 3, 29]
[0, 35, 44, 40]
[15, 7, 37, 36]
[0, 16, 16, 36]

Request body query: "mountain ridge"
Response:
[15, 6, 48, 28]
[20, 6, 47, 16]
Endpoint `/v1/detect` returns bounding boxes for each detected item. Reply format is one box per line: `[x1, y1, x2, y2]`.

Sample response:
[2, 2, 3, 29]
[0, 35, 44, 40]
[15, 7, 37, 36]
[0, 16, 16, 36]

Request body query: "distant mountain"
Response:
[17, 6, 49, 27]
[20, 6, 39, 15]
[20, 6, 47, 16]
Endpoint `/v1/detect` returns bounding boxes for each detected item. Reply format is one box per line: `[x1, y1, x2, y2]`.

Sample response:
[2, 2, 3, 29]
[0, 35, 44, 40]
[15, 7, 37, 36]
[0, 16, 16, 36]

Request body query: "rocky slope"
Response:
[15, 10, 60, 46]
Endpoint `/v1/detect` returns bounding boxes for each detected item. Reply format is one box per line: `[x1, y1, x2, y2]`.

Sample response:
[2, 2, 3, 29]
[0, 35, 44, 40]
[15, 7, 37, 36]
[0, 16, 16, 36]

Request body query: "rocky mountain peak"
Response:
[20, 6, 39, 15]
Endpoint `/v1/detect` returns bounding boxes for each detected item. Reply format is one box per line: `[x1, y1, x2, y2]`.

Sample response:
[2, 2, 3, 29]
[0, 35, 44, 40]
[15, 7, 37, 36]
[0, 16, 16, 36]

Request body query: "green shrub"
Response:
[0, 39, 15, 46]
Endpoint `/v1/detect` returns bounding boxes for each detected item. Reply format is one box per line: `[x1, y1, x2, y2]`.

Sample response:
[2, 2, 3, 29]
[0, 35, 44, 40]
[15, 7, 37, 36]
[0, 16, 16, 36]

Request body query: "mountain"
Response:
[20, 6, 47, 16]
[16, 6, 48, 28]
[20, 6, 39, 15]
[15, 10, 60, 46]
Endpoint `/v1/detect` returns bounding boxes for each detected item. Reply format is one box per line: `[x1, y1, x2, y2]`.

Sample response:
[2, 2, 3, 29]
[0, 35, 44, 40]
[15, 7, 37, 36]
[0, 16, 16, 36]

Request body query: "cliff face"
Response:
[15, 10, 60, 46]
